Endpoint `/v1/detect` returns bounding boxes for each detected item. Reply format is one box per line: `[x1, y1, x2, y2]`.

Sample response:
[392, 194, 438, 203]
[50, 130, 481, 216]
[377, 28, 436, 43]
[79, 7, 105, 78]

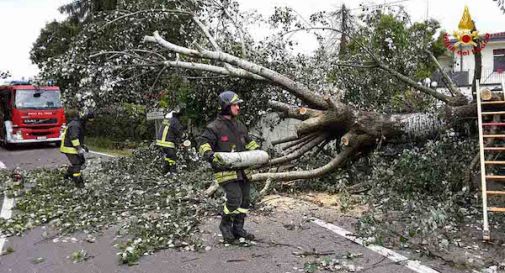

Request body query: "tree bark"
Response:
[143, 30, 480, 184]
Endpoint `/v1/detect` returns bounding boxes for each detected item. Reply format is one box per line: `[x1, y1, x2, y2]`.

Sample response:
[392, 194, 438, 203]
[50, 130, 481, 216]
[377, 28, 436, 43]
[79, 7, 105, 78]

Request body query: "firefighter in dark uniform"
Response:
[198, 91, 260, 243]
[156, 106, 184, 174]
[60, 109, 94, 188]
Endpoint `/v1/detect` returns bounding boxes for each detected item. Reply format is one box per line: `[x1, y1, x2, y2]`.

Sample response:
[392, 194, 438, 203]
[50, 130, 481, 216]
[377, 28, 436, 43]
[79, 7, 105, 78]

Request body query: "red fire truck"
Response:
[0, 81, 66, 146]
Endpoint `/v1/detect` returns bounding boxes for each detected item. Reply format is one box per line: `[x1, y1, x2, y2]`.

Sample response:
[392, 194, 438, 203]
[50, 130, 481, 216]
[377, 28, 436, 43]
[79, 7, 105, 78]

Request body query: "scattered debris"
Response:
[226, 259, 248, 263]
[31, 257, 45, 264]
[0, 146, 220, 265]
[1, 246, 15, 256]
[292, 250, 336, 257]
[69, 249, 92, 263]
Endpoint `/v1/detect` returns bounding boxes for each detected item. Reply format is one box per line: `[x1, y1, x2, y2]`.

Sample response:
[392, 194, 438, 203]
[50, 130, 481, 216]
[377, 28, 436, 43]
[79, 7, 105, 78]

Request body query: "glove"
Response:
[83, 145, 89, 153]
[209, 153, 226, 169]
[78, 147, 86, 155]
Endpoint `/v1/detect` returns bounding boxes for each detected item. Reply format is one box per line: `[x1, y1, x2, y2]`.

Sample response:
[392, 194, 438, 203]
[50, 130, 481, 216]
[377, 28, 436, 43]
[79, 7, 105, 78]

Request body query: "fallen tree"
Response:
[36, 1, 482, 187]
[136, 12, 477, 184]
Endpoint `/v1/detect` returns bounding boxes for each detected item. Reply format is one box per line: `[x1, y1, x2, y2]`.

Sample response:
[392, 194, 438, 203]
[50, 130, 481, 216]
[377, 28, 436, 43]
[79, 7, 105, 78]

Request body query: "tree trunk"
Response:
[143, 30, 481, 184]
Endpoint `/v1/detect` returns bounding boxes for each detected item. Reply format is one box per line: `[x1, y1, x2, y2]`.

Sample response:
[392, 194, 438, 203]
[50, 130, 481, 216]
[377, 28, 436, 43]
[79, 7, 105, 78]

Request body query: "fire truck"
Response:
[0, 81, 66, 146]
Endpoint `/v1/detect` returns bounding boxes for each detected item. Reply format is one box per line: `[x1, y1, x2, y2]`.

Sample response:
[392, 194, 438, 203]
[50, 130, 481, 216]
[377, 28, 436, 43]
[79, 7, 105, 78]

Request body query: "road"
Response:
[0, 145, 462, 273]
[0, 143, 68, 170]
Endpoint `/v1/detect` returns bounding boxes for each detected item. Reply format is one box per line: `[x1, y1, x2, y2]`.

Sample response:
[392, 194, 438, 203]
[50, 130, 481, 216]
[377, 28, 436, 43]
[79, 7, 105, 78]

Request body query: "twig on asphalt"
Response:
[226, 259, 248, 263]
[292, 250, 336, 256]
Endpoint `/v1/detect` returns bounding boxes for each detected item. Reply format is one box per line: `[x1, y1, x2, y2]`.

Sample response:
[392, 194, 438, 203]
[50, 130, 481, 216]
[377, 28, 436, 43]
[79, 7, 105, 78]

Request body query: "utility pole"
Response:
[338, 4, 348, 57]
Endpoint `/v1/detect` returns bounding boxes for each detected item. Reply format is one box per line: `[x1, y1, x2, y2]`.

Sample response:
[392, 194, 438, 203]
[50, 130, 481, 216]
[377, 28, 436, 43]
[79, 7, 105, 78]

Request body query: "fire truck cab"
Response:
[0, 81, 66, 146]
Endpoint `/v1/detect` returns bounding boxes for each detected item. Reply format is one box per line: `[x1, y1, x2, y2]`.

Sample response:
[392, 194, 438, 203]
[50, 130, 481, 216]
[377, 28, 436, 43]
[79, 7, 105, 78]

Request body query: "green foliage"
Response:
[33, 0, 204, 110]
[0, 70, 10, 79]
[58, 0, 118, 21]
[0, 146, 219, 264]
[117, 239, 144, 266]
[31, 257, 45, 264]
[303, 252, 364, 272]
[86, 104, 154, 142]
[30, 20, 81, 69]
[334, 9, 444, 113]
[367, 136, 476, 196]
[5, 246, 15, 255]
[303, 261, 318, 273]
[31, 0, 299, 129]
[355, 135, 478, 249]
[69, 249, 91, 263]
[85, 136, 135, 156]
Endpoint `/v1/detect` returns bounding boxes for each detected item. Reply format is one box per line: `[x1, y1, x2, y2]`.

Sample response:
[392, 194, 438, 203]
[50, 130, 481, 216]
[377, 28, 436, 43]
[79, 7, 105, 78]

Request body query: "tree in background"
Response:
[334, 9, 446, 113]
[58, 0, 118, 21]
[0, 70, 10, 79]
[31, 1, 280, 126]
[494, 0, 505, 13]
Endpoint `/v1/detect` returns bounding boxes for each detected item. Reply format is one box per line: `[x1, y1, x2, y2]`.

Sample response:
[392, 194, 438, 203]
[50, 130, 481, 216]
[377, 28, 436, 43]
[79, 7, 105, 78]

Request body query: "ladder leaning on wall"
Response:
[476, 78, 505, 240]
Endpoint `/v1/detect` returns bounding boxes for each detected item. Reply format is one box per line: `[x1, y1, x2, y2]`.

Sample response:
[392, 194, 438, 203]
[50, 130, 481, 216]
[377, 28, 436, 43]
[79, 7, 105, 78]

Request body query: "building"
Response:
[435, 32, 505, 97]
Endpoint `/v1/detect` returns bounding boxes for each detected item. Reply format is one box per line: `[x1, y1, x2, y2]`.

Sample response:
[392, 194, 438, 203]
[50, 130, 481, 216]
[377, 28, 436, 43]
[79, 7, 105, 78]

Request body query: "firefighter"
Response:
[198, 91, 260, 243]
[60, 109, 94, 188]
[156, 106, 184, 174]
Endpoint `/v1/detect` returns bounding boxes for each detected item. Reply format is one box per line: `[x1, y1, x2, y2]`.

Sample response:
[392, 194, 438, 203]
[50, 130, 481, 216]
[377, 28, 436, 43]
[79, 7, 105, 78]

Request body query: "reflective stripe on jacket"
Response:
[156, 116, 183, 148]
[197, 114, 259, 184]
[60, 118, 84, 154]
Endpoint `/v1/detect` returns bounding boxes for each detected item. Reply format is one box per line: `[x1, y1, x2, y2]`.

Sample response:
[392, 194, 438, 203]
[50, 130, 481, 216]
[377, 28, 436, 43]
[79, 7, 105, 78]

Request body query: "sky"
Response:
[0, 0, 504, 81]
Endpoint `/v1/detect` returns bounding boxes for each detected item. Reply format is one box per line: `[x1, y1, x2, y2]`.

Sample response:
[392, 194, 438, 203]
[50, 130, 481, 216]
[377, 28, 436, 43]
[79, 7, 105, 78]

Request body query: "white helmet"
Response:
[165, 111, 174, 119]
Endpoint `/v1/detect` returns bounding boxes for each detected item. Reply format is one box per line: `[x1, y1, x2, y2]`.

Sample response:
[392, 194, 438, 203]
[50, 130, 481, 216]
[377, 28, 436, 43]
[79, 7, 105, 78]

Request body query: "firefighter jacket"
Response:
[156, 116, 184, 148]
[198, 114, 260, 184]
[60, 118, 85, 154]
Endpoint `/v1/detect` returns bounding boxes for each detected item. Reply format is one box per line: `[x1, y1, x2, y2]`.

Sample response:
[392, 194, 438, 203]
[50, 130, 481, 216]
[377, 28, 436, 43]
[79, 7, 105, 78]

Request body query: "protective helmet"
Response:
[218, 91, 243, 111]
[165, 111, 173, 119]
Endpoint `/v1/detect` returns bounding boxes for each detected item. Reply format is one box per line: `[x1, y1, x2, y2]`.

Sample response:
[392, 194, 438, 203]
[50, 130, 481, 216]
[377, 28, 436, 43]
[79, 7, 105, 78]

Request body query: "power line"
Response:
[348, 0, 414, 11]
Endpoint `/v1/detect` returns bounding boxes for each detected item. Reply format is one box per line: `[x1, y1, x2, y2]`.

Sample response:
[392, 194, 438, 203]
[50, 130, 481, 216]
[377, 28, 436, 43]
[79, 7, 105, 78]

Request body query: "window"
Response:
[14, 90, 62, 110]
[494, 48, 505, 73]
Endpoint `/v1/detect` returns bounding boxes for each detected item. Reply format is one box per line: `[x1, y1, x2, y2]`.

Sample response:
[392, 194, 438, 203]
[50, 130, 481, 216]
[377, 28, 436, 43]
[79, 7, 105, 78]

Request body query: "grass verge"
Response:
[85, 136, 137, 157]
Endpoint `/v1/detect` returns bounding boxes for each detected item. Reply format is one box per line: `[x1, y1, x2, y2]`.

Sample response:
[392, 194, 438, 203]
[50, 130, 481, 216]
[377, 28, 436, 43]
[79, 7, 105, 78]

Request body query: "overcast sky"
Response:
[0, 0, 504, 80]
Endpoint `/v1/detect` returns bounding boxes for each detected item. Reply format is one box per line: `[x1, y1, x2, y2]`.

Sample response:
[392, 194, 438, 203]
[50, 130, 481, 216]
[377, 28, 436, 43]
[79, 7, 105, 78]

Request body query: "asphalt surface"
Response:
[0, 145, 463, 273]
[0, 143, 68, 170]
[0, 215, 419, 273]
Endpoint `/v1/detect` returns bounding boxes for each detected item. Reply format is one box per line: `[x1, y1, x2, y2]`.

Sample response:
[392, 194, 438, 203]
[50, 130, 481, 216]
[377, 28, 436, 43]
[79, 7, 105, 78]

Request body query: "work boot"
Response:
[232, 213, 255, 240]
[219, 214, 236, 244]
[73, 176, 85, 188]
[63, 172, 72, 180]
[169, 164, 177, 174]
[162, 163, 170, 175]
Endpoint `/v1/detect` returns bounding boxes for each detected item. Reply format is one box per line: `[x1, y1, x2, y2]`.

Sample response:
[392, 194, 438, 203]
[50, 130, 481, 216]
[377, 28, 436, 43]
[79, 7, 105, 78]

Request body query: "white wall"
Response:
[452, 40, 505, 84]
[251, 113, 301, 152]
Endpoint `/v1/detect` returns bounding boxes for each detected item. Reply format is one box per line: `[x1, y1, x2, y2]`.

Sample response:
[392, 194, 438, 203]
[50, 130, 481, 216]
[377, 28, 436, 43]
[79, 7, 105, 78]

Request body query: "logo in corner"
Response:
[443, 6, 490, 56]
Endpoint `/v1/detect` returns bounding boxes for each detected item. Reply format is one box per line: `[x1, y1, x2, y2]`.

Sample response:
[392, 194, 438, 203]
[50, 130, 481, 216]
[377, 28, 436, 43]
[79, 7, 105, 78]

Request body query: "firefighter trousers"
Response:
[65, 154, 85, 178]
[221, 179, 251, 215]
[162, 147, 177, 173]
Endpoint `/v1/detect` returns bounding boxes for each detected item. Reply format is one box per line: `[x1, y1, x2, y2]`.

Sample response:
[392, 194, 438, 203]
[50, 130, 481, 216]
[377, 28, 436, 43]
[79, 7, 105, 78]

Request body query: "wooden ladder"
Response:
[476, 78, 505, 240]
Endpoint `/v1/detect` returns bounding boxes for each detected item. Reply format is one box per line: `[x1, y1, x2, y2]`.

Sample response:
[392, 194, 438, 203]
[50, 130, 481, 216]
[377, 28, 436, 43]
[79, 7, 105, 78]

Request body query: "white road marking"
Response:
[88, 150, 117, 158]
[0, 159, 12, 254]
[312, 219, 439, 273]
[0, 196, 14, 219]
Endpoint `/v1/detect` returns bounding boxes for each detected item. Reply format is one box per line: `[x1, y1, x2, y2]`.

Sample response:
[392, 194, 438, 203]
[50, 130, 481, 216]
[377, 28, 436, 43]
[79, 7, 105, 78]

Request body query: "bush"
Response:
[355, 135, 478, 250]
[86, 104, 155, 143]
